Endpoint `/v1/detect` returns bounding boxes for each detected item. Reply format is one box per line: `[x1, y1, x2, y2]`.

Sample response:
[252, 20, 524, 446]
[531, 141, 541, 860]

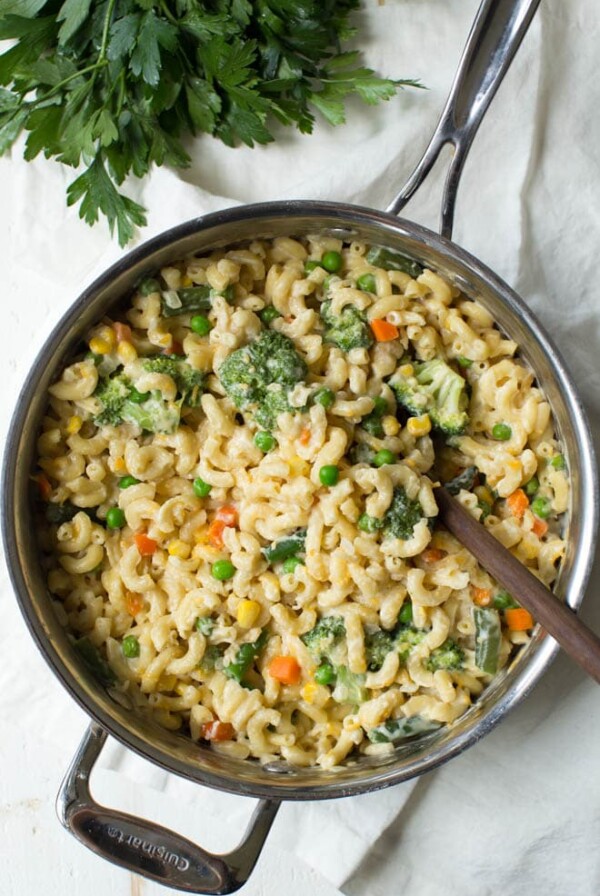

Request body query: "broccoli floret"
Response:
[94, 370, 184, 434]
[217, 331, 307, 428]
[143, 355, 205, 407]
[320, 300, 373, 352]
[394, 625, 427, 664]
[390, 358, 469, 435]
[301, 616, 346, 660]
[425, 638, 465, 672]
[94, 373, 133, 425]
[381, 486, 427, 541]
[364, 629, 395, 672]
[331, 665, 367, 705]
[120, 395, 180, 433]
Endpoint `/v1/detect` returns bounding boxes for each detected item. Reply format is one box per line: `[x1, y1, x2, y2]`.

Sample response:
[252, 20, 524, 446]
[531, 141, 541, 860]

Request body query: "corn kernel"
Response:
[89, 336, 111, 355]
[237, 599, 261, 629]
[98, 325, 116, 350]
[301, 681, 318, 704]
[182, 275, 193, 287]
[117, 340, 138, 363]
[474, 485, 494, 506]
[157, 674, 177, 692]
[113, 456, 126, 473]
[193, 526, 209, 545]
[399, 363, 414, 377]
[155, 332, 173, 348]
[288, 455, 310, 476]
[407, 414, 432, 437]
[382, 415, 400, 436]
[168, 539, 191, 559]
[66, 415, 82, 435]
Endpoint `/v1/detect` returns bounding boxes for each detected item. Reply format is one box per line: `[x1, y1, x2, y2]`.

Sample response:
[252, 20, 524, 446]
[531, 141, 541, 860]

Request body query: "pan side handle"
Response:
[386, 0, 541, 239]
[56, 723, 280, 895]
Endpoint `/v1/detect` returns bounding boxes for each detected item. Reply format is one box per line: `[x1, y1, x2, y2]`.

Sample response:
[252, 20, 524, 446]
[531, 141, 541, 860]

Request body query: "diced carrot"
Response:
[299, 427, 311, 445]
[268, 655, 301, 685]
[532, 517, 548, 538]
[134, 533, 158, 556]
[36, 474, 52, 501]
[165, 340, 184, 356]
[472, 586, 492, 607]
[207, 518, 227, 549]
[370, 319, 400, 342]
[200, 720, 235, 742]
[125, 592, 144, 616]
[505, 607, 534, 631]
[506, 488, 529, 520]
[216, 505, 238, 527]
[113, 322, 132, 343]
[421, 547, 446, 563]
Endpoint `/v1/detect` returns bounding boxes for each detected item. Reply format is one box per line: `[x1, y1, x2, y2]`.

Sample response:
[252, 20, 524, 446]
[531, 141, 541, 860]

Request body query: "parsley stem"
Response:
[24, 62, 108, 111]
[98, 0, 118, 64]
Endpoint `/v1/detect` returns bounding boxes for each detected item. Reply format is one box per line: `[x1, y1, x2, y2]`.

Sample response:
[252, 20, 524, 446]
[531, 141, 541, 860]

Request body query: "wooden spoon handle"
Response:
[435, 486, 600, 685]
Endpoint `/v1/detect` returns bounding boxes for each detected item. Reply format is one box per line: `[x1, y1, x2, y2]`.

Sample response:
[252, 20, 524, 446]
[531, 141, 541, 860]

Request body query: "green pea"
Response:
[457, 356, 473, 368]
[139, 278, 161, 296]
[321, 251, 343, 273]
[550, 453, 566, 470]
[212, 559, 236, 581]
[118, 475, 140, 489]
[313, 387, 335, 409]
[259, 305, 281, 324]
[398, 601, 413, 624]
[304, 259, 321, 274]
[314, 662, 335, 685]
[319, 465, 339, 487]
[190, 314, 212, 336]
[531, 496, 551, 519]
[193, 477, 212, 498]
[358, 513, 380, 533]
[129, 387, 150, 404]
[373, 449, 396, 467]
[524, 475, 539, 497]
[492, 590, 519, 610]
[492, 423, 512, 441]
[356, 273, 376, 293]
[122, 635, 140, 658]
[106, 507, 126, 529]
[282, 556, 304, 574]
[254, 431, 276, 452]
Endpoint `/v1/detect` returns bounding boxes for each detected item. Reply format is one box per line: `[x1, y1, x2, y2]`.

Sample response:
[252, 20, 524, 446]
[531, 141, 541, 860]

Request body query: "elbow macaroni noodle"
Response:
[36, 234, 569, 768]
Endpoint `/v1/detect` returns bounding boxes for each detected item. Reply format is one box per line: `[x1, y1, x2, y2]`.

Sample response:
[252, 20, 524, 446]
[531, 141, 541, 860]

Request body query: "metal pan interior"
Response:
[3, 200, 597, 800]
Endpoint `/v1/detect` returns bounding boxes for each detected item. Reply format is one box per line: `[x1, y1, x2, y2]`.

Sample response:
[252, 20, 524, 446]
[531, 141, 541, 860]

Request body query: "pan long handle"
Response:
[57, 723, 280, 894]
[386, 0, 541, 239]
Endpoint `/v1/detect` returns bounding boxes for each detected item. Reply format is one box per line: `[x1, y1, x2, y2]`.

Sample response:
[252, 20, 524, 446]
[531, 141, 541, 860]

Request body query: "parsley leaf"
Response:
[0, 0, 421, 244]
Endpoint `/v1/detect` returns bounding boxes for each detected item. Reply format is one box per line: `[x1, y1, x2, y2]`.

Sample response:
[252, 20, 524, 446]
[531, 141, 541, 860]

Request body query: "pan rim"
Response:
[3, 199, 598, 800]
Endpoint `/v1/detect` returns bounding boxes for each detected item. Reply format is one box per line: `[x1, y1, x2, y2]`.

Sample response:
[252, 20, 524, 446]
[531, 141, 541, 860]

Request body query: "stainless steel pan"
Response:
[2, 0, 598, 892]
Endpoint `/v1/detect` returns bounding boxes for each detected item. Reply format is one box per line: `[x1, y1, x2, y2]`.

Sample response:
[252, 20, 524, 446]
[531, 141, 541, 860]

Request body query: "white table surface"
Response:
[2, 1, 600, 894]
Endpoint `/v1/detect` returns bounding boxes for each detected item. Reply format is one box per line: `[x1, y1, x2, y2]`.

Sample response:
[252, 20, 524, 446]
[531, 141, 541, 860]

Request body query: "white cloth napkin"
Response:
[3, 0, 600, 894]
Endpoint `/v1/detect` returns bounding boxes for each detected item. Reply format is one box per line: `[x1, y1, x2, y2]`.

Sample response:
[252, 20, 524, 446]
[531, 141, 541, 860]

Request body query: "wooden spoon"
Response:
[435, 486, 600, 685]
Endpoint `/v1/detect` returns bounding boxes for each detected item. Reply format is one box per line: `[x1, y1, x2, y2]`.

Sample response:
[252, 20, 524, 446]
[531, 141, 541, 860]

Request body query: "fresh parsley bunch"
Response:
[0, 0, 419, 245]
